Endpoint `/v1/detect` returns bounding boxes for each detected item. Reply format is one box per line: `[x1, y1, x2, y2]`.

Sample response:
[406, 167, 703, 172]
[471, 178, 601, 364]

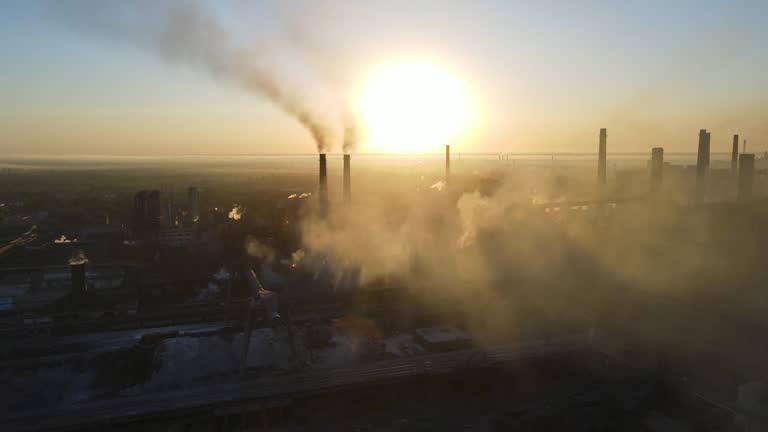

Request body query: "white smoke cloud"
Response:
[245, 236, 276, 262]
[296, 164, 749, 347]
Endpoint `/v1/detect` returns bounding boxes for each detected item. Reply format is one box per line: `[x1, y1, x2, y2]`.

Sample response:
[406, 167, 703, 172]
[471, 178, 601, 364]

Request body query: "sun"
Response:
[357, 59, 472, 153]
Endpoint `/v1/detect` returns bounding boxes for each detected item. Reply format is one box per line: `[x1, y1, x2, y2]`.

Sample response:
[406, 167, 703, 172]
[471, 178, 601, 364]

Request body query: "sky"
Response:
[0, 0, 767, 156]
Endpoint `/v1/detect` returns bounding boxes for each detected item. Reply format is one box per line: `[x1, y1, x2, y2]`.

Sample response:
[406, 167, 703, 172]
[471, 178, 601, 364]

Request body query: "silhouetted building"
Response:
[188, 187, 200, 223]
[133, 189, 162, 231]
[598, 128, 607, 184]
[738, 154, 755, 201]
[650, 147, 663, 194]
[731, 134, 739, 175]
[343, 154, 351, 203]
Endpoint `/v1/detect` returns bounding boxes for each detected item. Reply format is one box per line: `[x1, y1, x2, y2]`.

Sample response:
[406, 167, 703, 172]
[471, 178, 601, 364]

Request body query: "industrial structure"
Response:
[0, 126, 765, 432]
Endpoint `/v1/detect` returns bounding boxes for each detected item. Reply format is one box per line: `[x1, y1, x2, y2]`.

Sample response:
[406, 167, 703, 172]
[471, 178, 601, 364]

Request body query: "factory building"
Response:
[134, 189, 161, 231]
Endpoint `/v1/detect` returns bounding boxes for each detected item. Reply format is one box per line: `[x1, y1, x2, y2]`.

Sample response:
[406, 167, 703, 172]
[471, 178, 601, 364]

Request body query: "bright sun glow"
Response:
[358, 60, 472, 153]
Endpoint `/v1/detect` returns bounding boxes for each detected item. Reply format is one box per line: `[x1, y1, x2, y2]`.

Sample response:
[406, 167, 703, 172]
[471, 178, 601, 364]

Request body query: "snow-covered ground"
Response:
[124, 328, 291, 394]
[309, 331, 428, 368]
[383, 333, 426, 357]
[0, 365, 93, 412]
[1, 322, 471, 414]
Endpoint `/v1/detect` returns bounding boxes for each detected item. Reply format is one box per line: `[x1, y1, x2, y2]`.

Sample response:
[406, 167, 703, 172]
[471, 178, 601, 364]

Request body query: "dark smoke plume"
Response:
[50, 0, 337, 152]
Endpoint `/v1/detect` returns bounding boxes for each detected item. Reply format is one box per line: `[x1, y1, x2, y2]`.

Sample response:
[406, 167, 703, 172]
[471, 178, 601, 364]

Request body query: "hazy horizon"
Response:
[1, 0, 767, 156]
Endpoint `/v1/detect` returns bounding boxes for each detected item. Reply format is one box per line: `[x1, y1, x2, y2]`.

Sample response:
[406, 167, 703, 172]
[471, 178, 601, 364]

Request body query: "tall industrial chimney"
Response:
[731, 134, 739, 175]
[343, 154, 351, 203]
[650, 147, 664, 194]
[319, 153, 328, 217]
[598, 128, 607, 185]
[445, 145, 451, 185]
[738, 153, 755, 201]
[696, 129, 710, 202]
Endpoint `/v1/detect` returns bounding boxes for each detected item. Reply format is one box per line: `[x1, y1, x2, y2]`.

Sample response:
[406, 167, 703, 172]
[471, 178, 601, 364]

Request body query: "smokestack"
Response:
[598, 128, 607, 184]
[445, 145, 451, 185]
[738, 153, 755, 202]
[343, 154, 351, 203]
[731, 134, 739, 175]
[319, 153, 328, 217]
[696, 129, 710, 203]
[650, 147, 664, 195]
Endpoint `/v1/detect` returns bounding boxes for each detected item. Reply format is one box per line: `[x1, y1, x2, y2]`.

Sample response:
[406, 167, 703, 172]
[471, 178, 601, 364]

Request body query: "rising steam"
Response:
[69, 249, 89, 265]
[228, 205, 242, 221]
[51, 0, 355, 153]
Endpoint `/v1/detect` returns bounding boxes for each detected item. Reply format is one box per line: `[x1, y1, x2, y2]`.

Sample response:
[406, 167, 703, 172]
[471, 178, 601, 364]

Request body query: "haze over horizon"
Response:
[1, 0, 767, 156]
